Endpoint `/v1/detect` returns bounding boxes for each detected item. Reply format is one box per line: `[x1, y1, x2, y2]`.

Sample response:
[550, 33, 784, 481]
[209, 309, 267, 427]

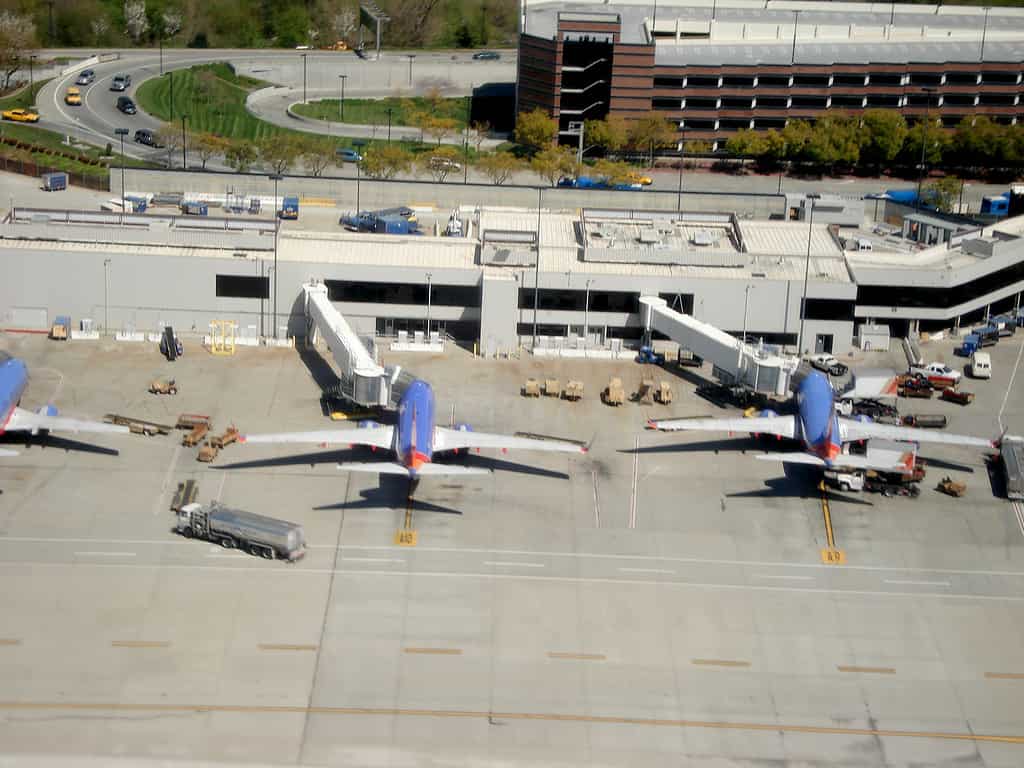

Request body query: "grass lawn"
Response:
[0, 79, 51, 111]
[292, 96, 470, 129]
[135, 62, 285, 141]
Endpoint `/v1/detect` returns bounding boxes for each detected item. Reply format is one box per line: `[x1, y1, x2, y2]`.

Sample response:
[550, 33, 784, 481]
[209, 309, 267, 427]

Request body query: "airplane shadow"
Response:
[0, 433, 120, 457]
[314, 485, 463, 516]
[727, 468, 876, 507]
[215, 448, 365, 470]
[919, 455, 976, 473]
[450, 452, 570, 479]
[620, 437, 801, 455]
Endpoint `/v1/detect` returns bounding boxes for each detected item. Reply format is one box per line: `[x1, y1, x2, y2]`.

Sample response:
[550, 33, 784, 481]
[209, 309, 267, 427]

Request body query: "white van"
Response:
[970, 352, 992, 379]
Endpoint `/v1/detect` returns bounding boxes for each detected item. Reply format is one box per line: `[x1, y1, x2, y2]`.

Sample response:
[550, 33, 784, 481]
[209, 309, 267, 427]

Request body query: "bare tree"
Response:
[470, 121, 490, 153]
[90, 17, 110, 45]
[161, 9, 182, 38]
[387, 0, 442, 47]
[0, 11, 36, 91]
[124, 0, 149, 42]
[333, 7, 357, 40]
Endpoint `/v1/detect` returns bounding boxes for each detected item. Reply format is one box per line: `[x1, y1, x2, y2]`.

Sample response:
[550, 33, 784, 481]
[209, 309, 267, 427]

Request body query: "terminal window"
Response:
[216, 274, 269, 299]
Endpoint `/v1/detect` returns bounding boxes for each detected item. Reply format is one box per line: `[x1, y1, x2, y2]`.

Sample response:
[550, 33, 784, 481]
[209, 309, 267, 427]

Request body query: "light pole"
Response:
[790, 10, 800, 65]
[425, 272, 433, 334]
[567, 121, 584, 166]
[796, 195, 817, 356]
[407, 54, 416, 86]
[532, 186, 542, 349]
[28, 54, 37, 99]
[114, 128, 129, 218]
[180, 114, 188, 169]
[103, 258, 111, 334]
[167, 70, 175, 121]
[159, 35, 163, 76]
[583, 279, 593, 347]
[386, 108, 393, 142]
[338, 74, 347, 120]
[980, 6, 991, 61]
[353, 138, 367, 213]
[269, 173, 283, 338]
[301, 53, 308, 104]
[676, 128, 686, 211]
[915, 87, 937, 212]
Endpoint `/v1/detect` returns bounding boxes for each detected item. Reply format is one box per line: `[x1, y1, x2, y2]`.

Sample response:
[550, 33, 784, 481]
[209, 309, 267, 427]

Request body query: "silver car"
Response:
[75, 69, 96, 85]
[110, 73, 131, 91]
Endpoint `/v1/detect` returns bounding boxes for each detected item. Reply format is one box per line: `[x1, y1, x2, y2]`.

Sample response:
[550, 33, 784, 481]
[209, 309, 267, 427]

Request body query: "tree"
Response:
[725, 128, 768, 159]
[859, 109, 907, 169]
[123, 0, 149, 42]
[901, 120, 949, 168]
[515, 108, 557, 152]
[583, 115, 629, 154]
[418, 145, 461, 181]
[300, 138, 335, 177]
[592, 158, 635, 186]
[926, 175, 964, 213]
[475, 152, 521, 185]
[804, 113, 861, 171]
[781, 120, 814, 162]
[155, 125, 183, 167]
[161, 8, 183, 39]
[470, 121, 490, 153]
[0, 11, 36, 91]
[225, 141, 257, 172]
[258, 135, 301, 174]
[531, 145, 576, 186]
[90, 17, 110, 45]
[361, 144, 413, 180]
[627, 113, 677, 163]
[951, 116, 1008, 171]
[194, 133, 227, 169]
[422, 115, 459, 145]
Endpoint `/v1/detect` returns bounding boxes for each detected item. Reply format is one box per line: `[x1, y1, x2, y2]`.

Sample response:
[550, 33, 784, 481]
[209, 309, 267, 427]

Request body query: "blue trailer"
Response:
[125, 195, 148, 213]
[955, 334, 981, 356]
[41, 172, 67, 191]
[373, 215, 418, 235]
[280, 195, 300, 219]
[981, 195, 1010, 217]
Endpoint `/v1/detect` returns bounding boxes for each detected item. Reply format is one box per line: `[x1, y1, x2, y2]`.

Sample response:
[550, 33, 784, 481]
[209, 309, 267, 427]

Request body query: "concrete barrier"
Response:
[61, 55, 99, 77]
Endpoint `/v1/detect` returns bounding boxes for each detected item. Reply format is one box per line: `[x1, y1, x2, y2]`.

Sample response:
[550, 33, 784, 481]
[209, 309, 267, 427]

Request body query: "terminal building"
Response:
[517, 0, 1024, 147]
[1, 201, 1022, 358]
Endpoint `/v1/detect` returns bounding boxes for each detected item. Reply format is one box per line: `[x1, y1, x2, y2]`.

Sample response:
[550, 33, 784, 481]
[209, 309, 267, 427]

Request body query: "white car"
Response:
[911, 362, 962, 386]
[807, 353, 848, 376]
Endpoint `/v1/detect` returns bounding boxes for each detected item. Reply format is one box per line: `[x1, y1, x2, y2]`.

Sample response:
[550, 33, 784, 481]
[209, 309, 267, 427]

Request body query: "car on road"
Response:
[64, 87, 82, 106]
[2, 108, 40, 123]
[134, 129, 164, 147]
[627, 171, 653, 186]
[807, 353, 848, 377]
[110, 73, 131, 91]
[337, 148, 362, 163]
[911, 361, 962, 387]
[116, 96, 137, 115]
[472, 51, 501, 60]
[75, 69, 96, 85]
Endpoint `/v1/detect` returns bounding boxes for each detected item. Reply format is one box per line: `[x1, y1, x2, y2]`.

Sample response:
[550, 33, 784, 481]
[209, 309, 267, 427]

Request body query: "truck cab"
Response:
[970, 352, 992, 379]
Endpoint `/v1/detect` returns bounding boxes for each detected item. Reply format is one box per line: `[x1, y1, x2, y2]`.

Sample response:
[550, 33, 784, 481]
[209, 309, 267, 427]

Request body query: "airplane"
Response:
[0, 351, 129, 456]
[646, 369, 993, 472]
[240, 378, 587, 479]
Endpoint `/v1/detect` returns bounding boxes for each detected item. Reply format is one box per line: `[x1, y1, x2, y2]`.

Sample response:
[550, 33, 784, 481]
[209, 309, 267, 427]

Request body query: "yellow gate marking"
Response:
[0, 701, 1021, 744]
[837, 665, 896, 675]
[404, 647, 463, 655]
[111, 640, 170, 649]
[692, 659, 751, 668]
[395, 494, 417, 546]
[0, 639, 22, 646]
[986, 672, 1024, 680]
[547, 652, 606, 661]
[819, 481, 846, 565]
[258, 644, 318, 652]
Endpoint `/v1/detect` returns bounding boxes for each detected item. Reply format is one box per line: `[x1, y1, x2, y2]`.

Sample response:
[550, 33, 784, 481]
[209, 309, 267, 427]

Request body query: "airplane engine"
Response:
[357, 420, 380, 429]
[854, 414, 874, 423]
[758, 409, 778, 418]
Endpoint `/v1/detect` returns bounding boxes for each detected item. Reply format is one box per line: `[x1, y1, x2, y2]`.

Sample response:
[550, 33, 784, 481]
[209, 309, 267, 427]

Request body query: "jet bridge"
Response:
[303, 281, 400, 408]
[639, 296, 798, 396]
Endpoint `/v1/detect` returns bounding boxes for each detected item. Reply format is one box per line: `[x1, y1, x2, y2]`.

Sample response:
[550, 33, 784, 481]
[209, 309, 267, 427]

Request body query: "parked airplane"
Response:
[240, 378, 587, 478]
[0, 351, 129, 455]
[647, 369, 993, 472]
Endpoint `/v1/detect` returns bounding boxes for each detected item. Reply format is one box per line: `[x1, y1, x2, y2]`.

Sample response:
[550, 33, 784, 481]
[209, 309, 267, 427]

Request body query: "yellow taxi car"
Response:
[627, 171, 653, 186]
[1, 108, 40, 122]
[64, 86, 82, 105]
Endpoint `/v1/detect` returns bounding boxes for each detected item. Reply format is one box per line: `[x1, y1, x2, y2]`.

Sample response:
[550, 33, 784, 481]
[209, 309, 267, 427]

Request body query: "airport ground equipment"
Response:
[197, 442, 218, 462]
[171, 480, 198, 512]
[176, 413, 210, 430]
[104, 413, 172, 436]
[49, 315, 70, 340]
[181, 201, 208, 216]
[544, 379, 561, 398]
[564, 380, 584, 401]
[941, 389, 974, 406]
[175, 502, 306, 561]
[937, 477, 967, 497]
[865, 473, 921, 497]
[160, 327, 182, 360]
[1002, 436, 1024, 500]
[149, 378, 178, 395]
[676, 349, 703, 368]
[897, 376, 933, 398]
[634, 379, 655, 405]
[522, 378, 540, 397]
[901, 414, 947, 429]
[636, 346, 665, 365]
[655, 381, 673, 404]
[639, 296, 797, 396]
[41, 172, 67, 191]
[280, 195, 300, 219]
[302, 282, 397, 409]
[211, 427, 239, 449]
[603, 377, 625, 405]
[183, 423, 210, 447]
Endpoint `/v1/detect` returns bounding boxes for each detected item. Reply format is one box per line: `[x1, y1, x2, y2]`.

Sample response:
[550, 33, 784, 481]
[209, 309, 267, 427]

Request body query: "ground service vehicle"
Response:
[972, 325, 1000, 346]
[898, 376, 932, 398]
[522, 378, 540, 397]
[956, 334, 982, 356]
[937, 477, 967, 497]
[2, 108, 39, 122]
[677, 349, 703, 367]
[64, 87, 81, 105]
[75, 69, 96, 85]
[1002, 436, 1024, 500]
[564, 380, 584, 401]
[970, 352, 992, 379]
[941, 389, 974, 406]
[911, 362, 961, 387]
[176, 502, 306, 560]
[116, 96, 136, 115]
[825, 470, 865, 492]
[809, 354, 848, 376]
[41, 172, 67, 191]
[280, 195, 300, 219]
[901, 414, 947, 429]
[544, 379, 561, 397]
[49, 315, 70, 340]
[636, 346, 665, 365]
[149, 377, 177, 395]
[603, 377, 625, 405]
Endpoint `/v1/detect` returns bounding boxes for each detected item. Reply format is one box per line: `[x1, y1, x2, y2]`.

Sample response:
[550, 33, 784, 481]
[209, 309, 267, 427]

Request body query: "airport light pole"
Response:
[103, 258, 111, 333]
[676, 128, 686, 211]
[338, 74, 347, 120]
[980, 6, 991, 61]
[168, 70, 175, 121]
[269, 173, 283, 339]
[583, 279, 593, 348]
[407, 54, 416, 87]
[425, 272, 433, 335]
[301, 53, 308, 104]
[915, 87, 937, 212]
[180, 114, 188, 169]
[114, 128, 129, 219]
[532, 186, 542, 350]
[790, 10, 800, 65]
[353, 139, 367, 213]
[28, 54, 36, 99]
[386, 108, 393, 143]
[796, 195, 817, 356]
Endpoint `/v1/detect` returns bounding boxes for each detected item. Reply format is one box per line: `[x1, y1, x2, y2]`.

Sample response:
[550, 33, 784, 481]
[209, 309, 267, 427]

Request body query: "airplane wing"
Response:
[838, 419, 992, 448]
[647, 415, 798, 440]
[433, 427, 586, 454]
[755, 450, 916, 473]
[5, 407, 129, 436]
[336, 461, 491, 476]
[241, 426, 395, 451]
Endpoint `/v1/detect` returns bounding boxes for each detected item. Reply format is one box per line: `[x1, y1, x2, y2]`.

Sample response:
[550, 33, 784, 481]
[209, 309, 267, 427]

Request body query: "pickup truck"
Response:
[910, 362, 961, 388]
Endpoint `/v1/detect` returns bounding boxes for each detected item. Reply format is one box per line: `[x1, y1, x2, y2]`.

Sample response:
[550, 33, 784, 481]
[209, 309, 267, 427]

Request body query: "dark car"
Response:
[110, 73, 131, 91]
[472, 50, 500, 60]
[134, 128, 163, 147]
[116, 96, 137, 115]
[75, 68, 96, 85]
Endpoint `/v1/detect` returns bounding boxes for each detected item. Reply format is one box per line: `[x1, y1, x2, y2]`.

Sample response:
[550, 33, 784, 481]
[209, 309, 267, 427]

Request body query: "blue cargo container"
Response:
[125, 195, 147, 213]
[981, 195, 1010, 217]
[280, 195, 300, 219]
[373, 215, 417, 235]
[41, 172, 67, 191]
[182, 201, 208, 216]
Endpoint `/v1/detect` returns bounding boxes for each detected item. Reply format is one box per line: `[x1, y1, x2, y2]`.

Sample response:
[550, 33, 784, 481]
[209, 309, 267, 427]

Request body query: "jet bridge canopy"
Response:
[639, 296, 798, 396]
[303, 281, 396, 408]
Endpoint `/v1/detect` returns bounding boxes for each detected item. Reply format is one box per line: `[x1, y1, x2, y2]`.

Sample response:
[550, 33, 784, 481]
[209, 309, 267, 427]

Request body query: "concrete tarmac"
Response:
[0, 331, 1023, 766]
